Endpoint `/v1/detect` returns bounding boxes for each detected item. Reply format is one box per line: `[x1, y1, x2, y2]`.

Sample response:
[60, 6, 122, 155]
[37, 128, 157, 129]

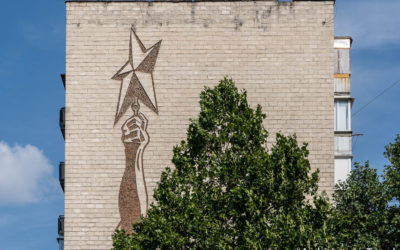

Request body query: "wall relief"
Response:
[112, 26, 161, 233]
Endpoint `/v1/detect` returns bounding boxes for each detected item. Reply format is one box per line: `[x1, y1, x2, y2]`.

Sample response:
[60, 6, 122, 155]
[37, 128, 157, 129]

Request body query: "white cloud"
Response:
[0, 142, 55, 205]
[335, 0, 400, 49]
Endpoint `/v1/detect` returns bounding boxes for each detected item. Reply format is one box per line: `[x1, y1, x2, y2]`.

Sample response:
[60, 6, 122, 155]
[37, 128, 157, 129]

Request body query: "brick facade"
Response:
[65, 0, 334, 248]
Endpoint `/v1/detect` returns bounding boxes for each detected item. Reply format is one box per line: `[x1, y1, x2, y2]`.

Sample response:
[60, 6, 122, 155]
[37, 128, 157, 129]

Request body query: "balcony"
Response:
[57, 215, 64, 250]
[334, 37, 352, 75]
[60, 74, 65, 89]
[58, 73, 65, 250]
[59, 162, 65, 192]
[60, 107, 65, 139]
[58, 215, 64, 236]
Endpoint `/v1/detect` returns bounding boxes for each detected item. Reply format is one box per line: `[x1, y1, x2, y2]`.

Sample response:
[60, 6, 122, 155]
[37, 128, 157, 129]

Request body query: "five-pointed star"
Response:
[112, 27, 162, 125]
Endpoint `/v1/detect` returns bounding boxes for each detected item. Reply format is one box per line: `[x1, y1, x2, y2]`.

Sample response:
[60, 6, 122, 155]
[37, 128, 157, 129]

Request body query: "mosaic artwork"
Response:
[112, 27, 161, 232]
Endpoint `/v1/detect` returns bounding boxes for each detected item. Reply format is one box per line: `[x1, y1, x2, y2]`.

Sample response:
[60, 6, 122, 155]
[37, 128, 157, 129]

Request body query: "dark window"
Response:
[59, 162, 65, 192]
[59, 107, 65, 139]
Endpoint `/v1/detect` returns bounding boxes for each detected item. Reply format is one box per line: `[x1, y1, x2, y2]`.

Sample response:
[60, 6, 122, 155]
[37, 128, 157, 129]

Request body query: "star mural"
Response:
[112, 27, 162, 125]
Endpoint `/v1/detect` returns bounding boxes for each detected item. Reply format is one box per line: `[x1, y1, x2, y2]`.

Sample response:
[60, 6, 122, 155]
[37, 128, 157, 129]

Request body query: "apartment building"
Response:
[57, 0, 353, 248]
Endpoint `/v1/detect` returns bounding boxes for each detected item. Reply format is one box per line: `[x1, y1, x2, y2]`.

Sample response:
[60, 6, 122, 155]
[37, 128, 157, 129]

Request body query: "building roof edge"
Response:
[66, 0, 335, 3]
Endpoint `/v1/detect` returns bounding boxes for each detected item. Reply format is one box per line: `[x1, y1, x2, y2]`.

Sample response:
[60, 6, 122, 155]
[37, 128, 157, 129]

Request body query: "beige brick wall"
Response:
[65, 0, 334, 248]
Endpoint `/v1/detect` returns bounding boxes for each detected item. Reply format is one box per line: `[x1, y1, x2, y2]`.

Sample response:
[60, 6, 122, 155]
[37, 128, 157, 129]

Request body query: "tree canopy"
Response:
[113, 78, 332, 249]
[331, 135, 400, 248]
[331, 162, 389, 248]
[112, 78, 400, 249]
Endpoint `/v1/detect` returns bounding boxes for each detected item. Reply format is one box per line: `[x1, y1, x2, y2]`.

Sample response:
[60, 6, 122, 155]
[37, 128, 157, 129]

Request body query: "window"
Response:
[334, 100, 350, 131]
[335, 158, 351, 184]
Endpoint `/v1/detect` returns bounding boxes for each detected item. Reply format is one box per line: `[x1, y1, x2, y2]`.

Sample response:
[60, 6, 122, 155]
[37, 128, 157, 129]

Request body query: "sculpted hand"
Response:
[122, 116, 146, 143]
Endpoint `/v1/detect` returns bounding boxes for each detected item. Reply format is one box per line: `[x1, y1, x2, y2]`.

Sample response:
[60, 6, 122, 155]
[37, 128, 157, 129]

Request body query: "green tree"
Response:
[384, 134, 400, 200]
[383, 134, 400, 247]
[331, 135, 400, 248]
[112, 77, 333, 249]
[332, 162, 389, 248]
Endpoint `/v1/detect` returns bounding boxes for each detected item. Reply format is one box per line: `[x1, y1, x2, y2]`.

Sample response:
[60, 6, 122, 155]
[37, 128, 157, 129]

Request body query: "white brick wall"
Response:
[65, 1, 334, 248]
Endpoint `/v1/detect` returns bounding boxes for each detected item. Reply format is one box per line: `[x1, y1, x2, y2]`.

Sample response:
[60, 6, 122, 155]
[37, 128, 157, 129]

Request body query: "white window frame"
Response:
[334, 99, 351, 132]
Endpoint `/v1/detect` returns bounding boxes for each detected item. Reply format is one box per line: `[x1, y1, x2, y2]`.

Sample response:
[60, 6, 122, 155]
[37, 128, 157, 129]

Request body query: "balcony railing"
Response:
[60, 107, 65, 139]
[59, 162, 65, 192]
[57, 237, 64, 250]
[334, 77, 350, 93]
[335, 136, 352, 156]
[57, 215, 64, 250]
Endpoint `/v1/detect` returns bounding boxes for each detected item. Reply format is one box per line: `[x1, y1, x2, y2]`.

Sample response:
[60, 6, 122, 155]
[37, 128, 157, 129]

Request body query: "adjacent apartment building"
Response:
[58, 0, 353, 249]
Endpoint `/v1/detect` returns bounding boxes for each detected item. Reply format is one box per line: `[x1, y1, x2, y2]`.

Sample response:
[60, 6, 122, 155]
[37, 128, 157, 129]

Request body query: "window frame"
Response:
[334, 99, 352, 132]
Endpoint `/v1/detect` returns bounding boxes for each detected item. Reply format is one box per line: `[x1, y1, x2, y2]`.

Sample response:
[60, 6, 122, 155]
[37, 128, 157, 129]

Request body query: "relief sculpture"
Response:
[112, 26, 161, 233]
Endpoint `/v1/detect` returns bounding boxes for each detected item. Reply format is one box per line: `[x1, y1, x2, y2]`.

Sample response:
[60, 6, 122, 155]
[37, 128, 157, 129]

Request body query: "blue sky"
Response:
[335, 0, 400, 169]
[0, 0, 399, 249]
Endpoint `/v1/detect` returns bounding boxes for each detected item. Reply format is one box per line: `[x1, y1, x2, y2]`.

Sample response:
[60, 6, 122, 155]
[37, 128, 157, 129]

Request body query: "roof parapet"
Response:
[66, 0, 334, 2]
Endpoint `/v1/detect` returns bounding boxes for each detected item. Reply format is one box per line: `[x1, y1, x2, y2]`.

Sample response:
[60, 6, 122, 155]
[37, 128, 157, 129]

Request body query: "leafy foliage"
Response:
[112, 78, 332, 249]
[331, 134, 400, 248]
[332, 162, 389, 248]
[112, 78, 400, 249]
[384, 134, 400, 200]
[383, 134, 400, 247]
